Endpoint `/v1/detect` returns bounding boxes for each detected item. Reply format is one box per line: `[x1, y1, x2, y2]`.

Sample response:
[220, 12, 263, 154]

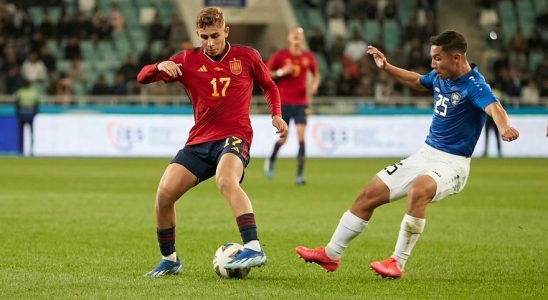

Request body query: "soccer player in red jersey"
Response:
[264, 26, 320, 185]
[137, 7, 288, 277]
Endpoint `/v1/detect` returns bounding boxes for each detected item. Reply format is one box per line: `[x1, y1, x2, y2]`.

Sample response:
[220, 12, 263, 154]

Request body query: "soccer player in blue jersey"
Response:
[296, 31, 519, 278]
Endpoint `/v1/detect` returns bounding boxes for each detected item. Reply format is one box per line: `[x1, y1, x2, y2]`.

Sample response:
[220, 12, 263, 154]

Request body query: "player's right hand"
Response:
[367, 46, 387, 70]
[157, 61, 183, 77]
[272, 115, 288, 139]
[500, 126, 519, 142]
[280, 63, 294, 76]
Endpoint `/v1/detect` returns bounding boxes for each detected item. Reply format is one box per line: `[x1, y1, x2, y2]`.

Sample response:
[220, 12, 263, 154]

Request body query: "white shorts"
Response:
[377, 144, 471, 202]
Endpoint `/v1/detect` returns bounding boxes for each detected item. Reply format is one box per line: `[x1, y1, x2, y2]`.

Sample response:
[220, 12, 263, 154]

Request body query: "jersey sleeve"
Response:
[419, 69, 436, 91]
[470, 82, 498, 109]
[251, 49, 282, 116]
[136, 52, 184, 84]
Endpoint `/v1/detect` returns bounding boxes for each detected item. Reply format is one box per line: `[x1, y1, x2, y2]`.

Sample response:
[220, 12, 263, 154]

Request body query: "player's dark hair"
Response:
[196, 7, 225, 29]
[430, 30, 467, 54]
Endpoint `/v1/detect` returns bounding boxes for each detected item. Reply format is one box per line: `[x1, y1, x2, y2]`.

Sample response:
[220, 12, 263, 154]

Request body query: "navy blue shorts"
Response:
[170, 136, 250, 183]
[282, 104, 308, 125]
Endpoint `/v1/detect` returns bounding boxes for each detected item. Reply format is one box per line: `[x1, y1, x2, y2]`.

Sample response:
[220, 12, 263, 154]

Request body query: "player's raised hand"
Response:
[272, 115, 288, 139]
[500, 126, 519, 142]
[280, 63, 294, 76]
[367, 46, 387, 69]
[157, 61, 183, 77]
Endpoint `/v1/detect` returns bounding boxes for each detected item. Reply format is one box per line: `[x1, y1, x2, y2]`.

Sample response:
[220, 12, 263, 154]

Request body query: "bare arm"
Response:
[366, 46, 427, 92]
[484, 102, 519, 142]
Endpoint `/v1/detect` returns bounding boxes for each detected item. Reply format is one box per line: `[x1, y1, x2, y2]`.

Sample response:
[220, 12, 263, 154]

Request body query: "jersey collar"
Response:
[452, 64, 477, 83]
[202, 42, 231, 62]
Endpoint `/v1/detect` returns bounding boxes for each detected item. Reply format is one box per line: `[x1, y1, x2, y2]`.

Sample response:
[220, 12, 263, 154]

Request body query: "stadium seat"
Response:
[306, 9, 327, 36]
[382, 20, 400, 54]
[29, 6, 43, 25]
[533, 0, 546, 11]
[498, 0, 517, 42]
[313, 52, 329, 80]
[363, 19, 380, 43]
[516, 0, 535, 37]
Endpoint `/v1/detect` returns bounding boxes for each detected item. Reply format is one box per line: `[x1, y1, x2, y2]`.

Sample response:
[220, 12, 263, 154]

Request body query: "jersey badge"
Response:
[450, 92, 461, 106]
[198, 65, 208, 72]
[229, 58, 242, 75]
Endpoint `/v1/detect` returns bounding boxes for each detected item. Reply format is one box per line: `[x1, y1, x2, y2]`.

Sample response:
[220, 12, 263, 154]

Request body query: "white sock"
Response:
[392, 214, 426, 270]
[162, 252, 177, 262]
[325, 210, 368, 259]
[244, 240, 261, 252]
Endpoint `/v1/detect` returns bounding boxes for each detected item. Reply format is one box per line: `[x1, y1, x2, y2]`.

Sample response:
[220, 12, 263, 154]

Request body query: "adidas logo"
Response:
[198, 65, 208, 72]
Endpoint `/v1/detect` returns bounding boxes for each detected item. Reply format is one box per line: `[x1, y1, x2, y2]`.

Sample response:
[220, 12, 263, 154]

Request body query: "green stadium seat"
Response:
[347, 20, 363, 37]
[533, 0, 546, 11]
[29, 6, 43, 25]
[516, 0, 535, 37]
[529, 51, 543, 72]
[329, 61, 342, 80]
[313, 52, 329, 79]
[80, 41, 96, 61]
[382, 20, 400, 54]
[46, 39, 63, 60]
[363, 19, 380, 43]
[48, 7, 62, 24]
[306, 9, 327, 36]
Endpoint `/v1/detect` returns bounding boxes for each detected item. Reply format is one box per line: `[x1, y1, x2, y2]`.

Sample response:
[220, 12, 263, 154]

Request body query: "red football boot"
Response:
[295, 246, 340, 272]
[370, 257, 403, 278]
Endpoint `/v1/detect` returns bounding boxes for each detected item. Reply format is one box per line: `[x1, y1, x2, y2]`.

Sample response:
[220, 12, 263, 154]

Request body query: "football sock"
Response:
[157, 227, 176, 261]
[392, 214, 426, 270]
[269, 141, 282, 164]
[163, 252, 177, 262]
[244, 240, 261, 252]
[297, 142, 305, 177]
[325, 210, 368, 259]
[236, 213, 261, 250]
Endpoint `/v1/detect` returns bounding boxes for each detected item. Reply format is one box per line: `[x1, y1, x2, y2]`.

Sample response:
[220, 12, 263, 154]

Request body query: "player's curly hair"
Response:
[196, 7, 225, 29]
[430, 30, 467, 54]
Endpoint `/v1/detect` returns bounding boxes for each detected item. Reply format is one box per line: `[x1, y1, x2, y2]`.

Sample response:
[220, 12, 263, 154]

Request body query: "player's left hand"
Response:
[500, 126, 519, 142]
[272, 115, 288, 139]
[305, 106, 313, 116]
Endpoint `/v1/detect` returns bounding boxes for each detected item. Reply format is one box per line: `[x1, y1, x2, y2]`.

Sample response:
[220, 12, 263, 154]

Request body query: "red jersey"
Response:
[137, 43, 281, 146]
[266, 49, 318, 105]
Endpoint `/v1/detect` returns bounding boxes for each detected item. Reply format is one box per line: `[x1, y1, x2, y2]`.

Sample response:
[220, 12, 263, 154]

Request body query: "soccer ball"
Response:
[212, 243, 250, 279]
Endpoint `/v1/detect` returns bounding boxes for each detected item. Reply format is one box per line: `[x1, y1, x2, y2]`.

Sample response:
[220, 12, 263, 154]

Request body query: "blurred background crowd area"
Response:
[0, 0, 546, 107]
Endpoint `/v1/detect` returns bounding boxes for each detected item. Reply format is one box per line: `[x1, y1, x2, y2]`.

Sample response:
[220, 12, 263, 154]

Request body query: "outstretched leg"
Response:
[296, 176, 390, 271]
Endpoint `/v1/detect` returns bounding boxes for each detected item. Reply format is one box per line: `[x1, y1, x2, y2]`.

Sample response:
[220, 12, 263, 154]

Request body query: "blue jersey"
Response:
[419, 65, 498, 157]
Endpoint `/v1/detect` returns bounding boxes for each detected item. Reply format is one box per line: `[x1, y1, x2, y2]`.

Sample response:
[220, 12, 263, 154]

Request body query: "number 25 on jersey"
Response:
[435, 94, 449, 117]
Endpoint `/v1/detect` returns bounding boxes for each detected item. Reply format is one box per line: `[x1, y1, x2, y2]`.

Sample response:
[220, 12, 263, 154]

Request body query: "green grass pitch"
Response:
[1, 157, 547, 299]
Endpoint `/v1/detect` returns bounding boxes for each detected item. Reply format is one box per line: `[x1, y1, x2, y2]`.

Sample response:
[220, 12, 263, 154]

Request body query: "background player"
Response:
[137, 7, 288, 277]
[296, 31, 519, 278]
[264, 26, 320, 185]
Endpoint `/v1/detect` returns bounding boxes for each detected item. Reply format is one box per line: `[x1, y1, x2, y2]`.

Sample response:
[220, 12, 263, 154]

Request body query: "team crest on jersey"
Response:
[229, 59, 242, 75]
[450, 92, 461, 105]
[302, 57, 309, 67]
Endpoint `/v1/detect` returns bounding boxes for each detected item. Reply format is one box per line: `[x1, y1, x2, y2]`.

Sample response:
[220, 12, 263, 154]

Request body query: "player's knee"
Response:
[278, 137, 288, 145]
[216, 175, 238, 195]
[156, 186, 178, 208]
[407, 186, 433, 207]
[355, 186, 384, 210]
